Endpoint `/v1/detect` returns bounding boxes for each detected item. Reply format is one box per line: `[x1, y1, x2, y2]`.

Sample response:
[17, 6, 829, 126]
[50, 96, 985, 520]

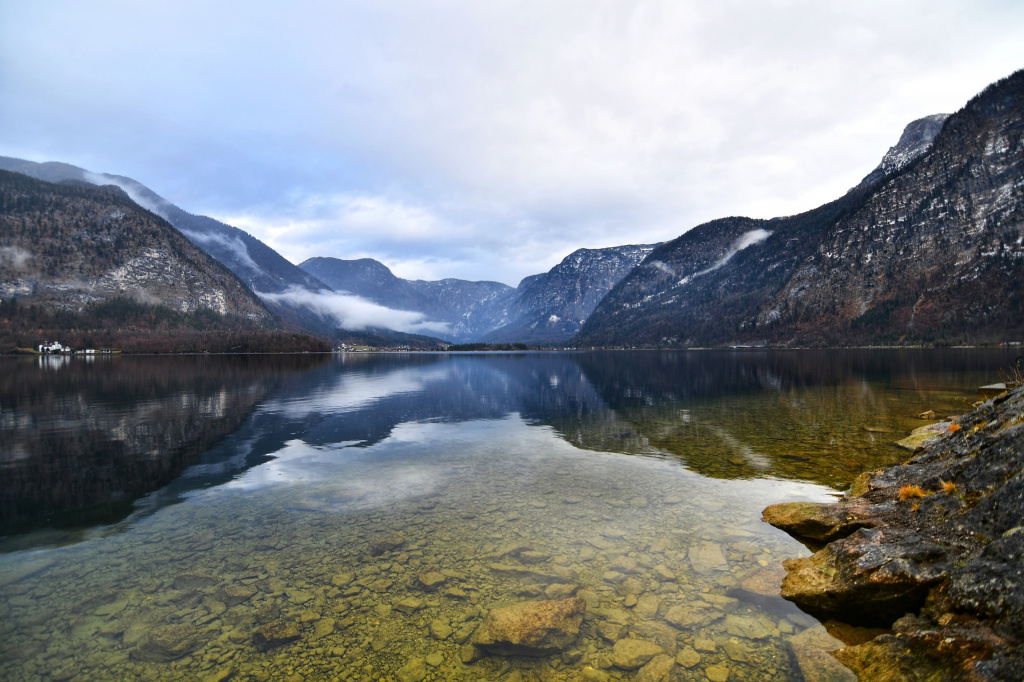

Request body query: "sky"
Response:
[2, 1, 1023, 286]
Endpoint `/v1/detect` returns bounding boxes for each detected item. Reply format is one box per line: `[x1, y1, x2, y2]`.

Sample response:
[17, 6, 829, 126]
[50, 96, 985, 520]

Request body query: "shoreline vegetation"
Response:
[763, 385, 1024, 680]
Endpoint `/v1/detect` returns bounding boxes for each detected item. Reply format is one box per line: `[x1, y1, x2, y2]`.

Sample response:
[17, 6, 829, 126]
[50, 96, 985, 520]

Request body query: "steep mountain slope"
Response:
[299, 257, 516, 342]
[482, 244, 658, 344]
[0, 156, 334, 334]
[575, 70, 1024, 347]
[853, 113, 949, 190]
[0, 170, 269, 320]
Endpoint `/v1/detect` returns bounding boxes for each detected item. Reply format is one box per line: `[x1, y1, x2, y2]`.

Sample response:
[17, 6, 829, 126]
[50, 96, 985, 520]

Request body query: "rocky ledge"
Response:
[764, 386, 1024, 680]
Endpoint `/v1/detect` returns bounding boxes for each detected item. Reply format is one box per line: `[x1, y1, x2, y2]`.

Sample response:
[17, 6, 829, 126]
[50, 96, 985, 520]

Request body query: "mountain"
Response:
[0, 156, 337, 335]
[301, 244, 658, 344]
[481, 244, 658, 344]
[0, 170, 339, 352]
[854, 113, 949, 190]
[575, 70, 1024, 347]
[0, 170, 270, 320]
[299, 257, 517, 342]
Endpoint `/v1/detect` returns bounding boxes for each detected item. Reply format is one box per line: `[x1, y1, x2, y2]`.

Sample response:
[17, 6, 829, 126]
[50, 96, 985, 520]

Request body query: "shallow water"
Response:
[0, 349, 1017, 681]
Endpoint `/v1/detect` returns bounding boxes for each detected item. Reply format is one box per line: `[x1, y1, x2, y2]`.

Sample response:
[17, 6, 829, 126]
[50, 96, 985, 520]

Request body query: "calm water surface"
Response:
[0, 350, 1018, 681]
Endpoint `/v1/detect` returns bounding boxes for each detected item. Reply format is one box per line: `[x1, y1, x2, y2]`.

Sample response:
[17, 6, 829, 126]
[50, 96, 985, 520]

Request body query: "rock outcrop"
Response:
[764, 386, 1024, 679]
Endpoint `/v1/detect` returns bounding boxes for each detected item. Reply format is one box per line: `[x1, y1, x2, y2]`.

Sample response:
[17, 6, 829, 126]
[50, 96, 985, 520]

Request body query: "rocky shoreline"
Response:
[764, 386, 1024, 680]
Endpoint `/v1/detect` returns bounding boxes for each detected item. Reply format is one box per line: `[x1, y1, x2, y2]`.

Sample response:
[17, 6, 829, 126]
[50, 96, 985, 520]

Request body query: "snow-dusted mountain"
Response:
[853, 113, 949, 190]
[482, 244, 659, 344]
[575, 71, 1024, 347]
[299, 257, 517, 342]
[301, 243, 658, 345]
[0, 156, 340, 334]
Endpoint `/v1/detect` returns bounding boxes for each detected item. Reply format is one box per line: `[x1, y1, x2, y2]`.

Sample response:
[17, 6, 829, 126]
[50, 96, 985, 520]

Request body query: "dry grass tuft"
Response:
[899, 484, 927, 501]
[940, 479, 957, 494]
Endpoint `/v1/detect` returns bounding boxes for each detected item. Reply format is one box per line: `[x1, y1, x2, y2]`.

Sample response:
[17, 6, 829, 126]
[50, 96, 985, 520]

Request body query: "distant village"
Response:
[37, 341, 116, 355]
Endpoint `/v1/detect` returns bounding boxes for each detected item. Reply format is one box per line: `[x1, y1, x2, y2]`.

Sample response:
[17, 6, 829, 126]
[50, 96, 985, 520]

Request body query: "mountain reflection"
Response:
[1, 349, 1014, 549]
[0, 354, 327, 546]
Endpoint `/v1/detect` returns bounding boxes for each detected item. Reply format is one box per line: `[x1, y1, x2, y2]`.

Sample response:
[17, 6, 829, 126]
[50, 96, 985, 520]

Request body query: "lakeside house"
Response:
[38, 341, 69, 354]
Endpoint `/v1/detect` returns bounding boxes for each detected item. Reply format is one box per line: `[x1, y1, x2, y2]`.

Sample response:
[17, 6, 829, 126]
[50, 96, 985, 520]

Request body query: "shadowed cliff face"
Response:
[0, 355, 326, 542]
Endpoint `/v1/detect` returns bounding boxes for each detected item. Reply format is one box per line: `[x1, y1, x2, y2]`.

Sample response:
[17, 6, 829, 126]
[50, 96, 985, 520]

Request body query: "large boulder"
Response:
[472, 597, 586, 655]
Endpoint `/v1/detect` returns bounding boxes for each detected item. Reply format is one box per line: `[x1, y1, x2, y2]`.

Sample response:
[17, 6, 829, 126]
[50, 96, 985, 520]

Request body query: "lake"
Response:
[0, 349, 1018, 681]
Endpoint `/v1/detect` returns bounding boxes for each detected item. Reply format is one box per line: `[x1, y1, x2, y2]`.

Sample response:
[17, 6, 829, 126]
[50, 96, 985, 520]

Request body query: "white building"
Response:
[38, 341, 68, 354]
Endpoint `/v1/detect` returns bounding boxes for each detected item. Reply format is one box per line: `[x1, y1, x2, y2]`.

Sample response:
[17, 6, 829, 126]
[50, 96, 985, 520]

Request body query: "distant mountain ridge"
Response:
[482, 244, 658, 344]
[300, 242, 657, 344]
[0, 169, 270, 320]
[574, 70, 1024, 347]
[0, 156, 337, 335]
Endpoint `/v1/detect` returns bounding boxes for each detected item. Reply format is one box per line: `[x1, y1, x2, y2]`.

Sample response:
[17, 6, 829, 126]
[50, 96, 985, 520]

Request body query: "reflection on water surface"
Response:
[0, 350, 1016, 681]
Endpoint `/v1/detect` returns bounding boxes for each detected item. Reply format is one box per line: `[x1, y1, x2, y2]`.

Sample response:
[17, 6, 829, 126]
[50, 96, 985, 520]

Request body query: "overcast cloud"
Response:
[1, 1, 1022, 285]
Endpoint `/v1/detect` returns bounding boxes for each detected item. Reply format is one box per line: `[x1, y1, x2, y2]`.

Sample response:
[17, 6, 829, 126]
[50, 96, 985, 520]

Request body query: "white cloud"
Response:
[679, 228, 773, 285]
[0, 246, 33, 271]
[82, 171, 170, 219]
[2, 1, 1023, 283]
[256, 286, 451, 336]
[180, 229, 260, 273]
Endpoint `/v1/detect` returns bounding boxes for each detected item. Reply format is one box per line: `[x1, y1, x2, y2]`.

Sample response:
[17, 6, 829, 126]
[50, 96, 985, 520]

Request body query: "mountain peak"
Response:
[855, 113, 949, 189]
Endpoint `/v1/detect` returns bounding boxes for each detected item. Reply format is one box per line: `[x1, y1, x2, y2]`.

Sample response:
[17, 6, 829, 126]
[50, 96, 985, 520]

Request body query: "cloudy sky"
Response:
[2, 1, 1022, 285]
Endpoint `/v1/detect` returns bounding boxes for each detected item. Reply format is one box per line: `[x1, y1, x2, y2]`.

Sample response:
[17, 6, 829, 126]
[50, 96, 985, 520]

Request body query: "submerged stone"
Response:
[636, 654, 675, 682]
[786, 625, 856, 682]
[252, 621, 301, 652]
[134, 623, 207, 662]
[173, 574, 218, 591]
[688, 542, 728, 574]
[611, 638, 664, 670]
[369, 532, 405, 556]
[472, 597, 586, 655]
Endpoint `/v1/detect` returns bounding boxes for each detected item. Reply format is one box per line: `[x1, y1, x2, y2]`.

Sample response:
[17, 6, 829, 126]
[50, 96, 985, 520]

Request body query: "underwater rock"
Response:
[417, 569, 447, 590]
[369, 532, 405, 556]
[723, 614, 772, 640]
[738, 566, 785, 596]
[215, 584, 256, 607]
[172, 574, 218, 591]
[634, 653, 675, 682]
[472, 597, 586, 655]
[394, 597, 425, 614]
[688, 541, 728, 574]
[134, 623, 207, 662]
[704, 662, 730, 682]
[252, 621, 301, 651]
[487, 562, 576, 584]
[429, 618, 453, 640]
[663, 602, 722, 629]
[611, 638, 664, 670]
[396, 656, 428, 682]
[676, 646, 701, 668]
[786, 625, 856, 682]
[895, 422, 948, 451]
